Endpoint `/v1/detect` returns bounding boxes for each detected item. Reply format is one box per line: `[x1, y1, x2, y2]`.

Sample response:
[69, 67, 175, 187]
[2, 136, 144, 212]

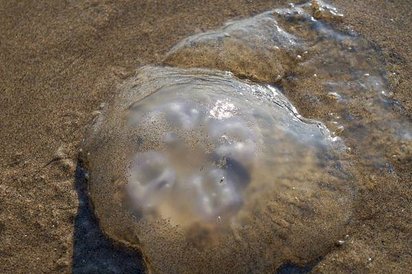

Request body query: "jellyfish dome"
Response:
[82, 66, 354, 273]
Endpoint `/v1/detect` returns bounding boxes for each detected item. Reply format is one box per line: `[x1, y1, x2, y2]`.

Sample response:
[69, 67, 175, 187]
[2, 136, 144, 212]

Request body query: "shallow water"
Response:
[82, 0, 411, 272]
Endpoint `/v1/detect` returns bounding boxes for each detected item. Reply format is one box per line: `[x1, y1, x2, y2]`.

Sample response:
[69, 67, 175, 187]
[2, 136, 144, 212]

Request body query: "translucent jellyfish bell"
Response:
[82, 66, 354, 273]
[127, 151, 176, 212]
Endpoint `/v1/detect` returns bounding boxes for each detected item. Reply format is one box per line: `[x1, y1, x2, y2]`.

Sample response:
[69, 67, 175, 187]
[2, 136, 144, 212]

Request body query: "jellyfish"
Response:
[82, 65, 354, 273]
[79, 0, 412, 270]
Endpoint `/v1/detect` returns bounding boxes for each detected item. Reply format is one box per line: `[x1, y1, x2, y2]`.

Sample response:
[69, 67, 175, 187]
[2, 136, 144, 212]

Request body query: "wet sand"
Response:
[0, 0, 410, 273]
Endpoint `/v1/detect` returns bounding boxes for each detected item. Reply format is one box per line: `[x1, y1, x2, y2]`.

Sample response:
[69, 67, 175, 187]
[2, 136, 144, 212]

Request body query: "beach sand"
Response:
[0, 0, 410, 273]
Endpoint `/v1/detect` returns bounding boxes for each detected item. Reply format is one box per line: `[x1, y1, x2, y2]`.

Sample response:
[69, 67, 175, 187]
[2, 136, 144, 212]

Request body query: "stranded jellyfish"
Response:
[82, 66, 354, 272]
[80, 0, 412, 271]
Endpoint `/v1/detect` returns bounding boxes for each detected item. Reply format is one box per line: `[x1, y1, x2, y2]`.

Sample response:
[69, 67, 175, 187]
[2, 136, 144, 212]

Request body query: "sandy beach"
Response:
[0, 0, 410, 273]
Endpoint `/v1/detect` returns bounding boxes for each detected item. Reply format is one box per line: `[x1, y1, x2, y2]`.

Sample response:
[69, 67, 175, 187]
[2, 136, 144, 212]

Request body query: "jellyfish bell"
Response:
[82, 65, 354, 272]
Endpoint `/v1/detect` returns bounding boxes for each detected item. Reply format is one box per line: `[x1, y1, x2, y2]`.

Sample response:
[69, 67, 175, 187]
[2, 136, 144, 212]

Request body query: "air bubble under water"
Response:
[81, 0, 411, 272]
